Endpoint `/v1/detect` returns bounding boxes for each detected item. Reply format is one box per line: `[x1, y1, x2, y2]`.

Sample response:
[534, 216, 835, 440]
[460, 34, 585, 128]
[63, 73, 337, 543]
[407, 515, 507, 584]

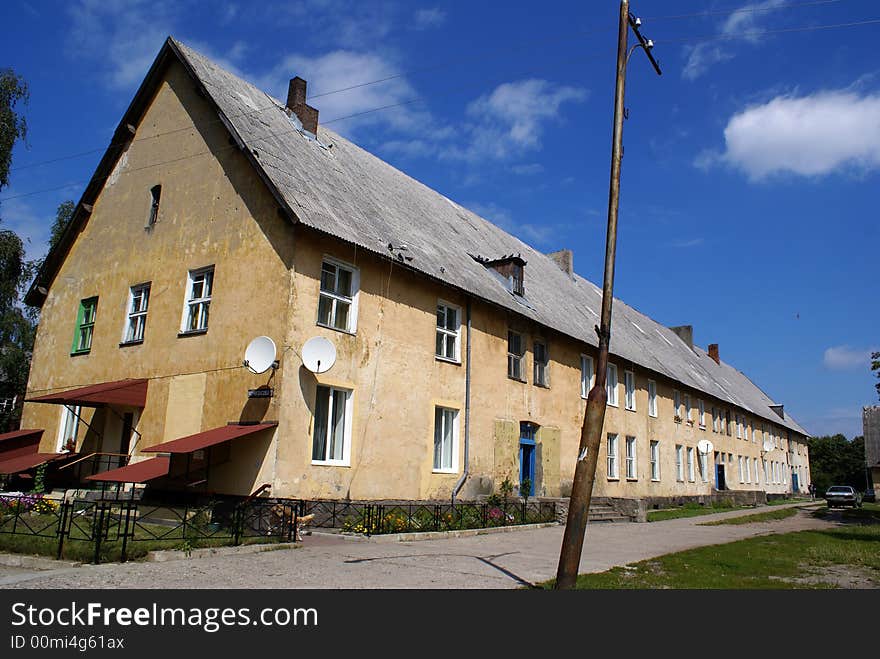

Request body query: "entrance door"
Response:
[791, 472, 799, 493]
[716, 464, 726, 490]
[519, 422, 537, 496]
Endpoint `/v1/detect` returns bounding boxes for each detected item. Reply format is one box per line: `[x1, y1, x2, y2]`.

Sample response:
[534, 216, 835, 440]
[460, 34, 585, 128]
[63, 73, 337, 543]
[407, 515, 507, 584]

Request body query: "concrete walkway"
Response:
[0, 502, 832, 589]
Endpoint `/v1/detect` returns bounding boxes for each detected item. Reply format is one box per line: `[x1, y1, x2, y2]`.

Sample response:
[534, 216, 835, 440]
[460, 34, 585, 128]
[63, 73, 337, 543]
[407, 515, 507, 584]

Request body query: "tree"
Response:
[0, 69, 32, 432]
[872, 351, 880, 400]
[806, 434, 867, 494]
[48, 200, 74, 252]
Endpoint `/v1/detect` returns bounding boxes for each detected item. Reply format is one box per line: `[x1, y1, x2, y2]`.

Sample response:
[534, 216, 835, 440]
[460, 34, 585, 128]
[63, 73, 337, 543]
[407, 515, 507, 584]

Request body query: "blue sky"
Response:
[2, 0, 878, 438]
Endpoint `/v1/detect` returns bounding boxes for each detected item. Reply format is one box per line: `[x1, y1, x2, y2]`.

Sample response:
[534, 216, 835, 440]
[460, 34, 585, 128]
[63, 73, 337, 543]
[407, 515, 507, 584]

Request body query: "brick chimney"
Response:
[286, 77, 319, 135]
[546, 249, 574, 276]
[708, 343, 720, 364]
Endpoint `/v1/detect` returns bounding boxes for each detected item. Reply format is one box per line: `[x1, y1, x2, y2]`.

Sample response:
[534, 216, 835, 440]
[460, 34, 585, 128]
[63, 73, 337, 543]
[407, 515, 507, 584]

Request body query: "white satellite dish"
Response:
[244, 336, 277, 374]
[762, 440, 774, 453]
[697, 439, 713, 455]
[302, 336, 336, 374]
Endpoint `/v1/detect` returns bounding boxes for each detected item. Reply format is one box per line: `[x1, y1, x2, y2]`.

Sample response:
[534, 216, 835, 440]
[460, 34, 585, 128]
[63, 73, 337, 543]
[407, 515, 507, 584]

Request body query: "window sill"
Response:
[435, 356, 461, 366]
[119, 340, 144, 348]
[625, 406, 636, 412]
[316, 321, 356, 336]
[651, 478, 660, 483]
[606, 402, 619, 408]
[648, 413, 657, 419]
[606, 477, 619, 482]
[69, 350, 90, 357]
[507, 375, 527, 384]
[311, 460, 350, 468]
[178, 329, 208, 338]
[432, 468, 458, 475]
[626, 478, 638, 482]
[534, 382, 550, 389]
[699, 425, 706, 431]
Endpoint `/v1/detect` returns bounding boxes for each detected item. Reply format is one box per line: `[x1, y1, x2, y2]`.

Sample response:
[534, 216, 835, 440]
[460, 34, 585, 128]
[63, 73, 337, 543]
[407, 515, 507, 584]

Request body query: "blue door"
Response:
[715, 464, 726, 490]
[792, 472, 799, 493]
[519, 422, 537, 496]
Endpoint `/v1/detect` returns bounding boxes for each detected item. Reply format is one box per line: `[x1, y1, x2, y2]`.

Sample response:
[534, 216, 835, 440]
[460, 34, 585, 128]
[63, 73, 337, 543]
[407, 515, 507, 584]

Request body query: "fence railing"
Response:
[0, 493, 298, 564]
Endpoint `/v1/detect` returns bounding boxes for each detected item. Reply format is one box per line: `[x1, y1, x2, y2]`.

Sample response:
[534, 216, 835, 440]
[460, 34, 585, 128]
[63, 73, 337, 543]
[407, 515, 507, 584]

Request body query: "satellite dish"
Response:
[244, 336, 277, 374]
[302, 337, 336, 374]
[762, 440, 773, 453]
[697, 439, 713, 455]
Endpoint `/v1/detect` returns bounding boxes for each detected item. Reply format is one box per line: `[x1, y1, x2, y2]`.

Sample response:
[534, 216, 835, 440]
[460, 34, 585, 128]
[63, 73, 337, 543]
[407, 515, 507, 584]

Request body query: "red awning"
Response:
[0, 429, 44, 445]
[85, 457, 170, 483]
[27, 379, 148, 408]
[0, 452, 64, 475]
[142, 422, 277, 454]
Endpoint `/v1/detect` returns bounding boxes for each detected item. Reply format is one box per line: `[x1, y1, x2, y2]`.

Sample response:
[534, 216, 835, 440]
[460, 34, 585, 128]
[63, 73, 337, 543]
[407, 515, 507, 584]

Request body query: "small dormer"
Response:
[473, 254, 527, 296]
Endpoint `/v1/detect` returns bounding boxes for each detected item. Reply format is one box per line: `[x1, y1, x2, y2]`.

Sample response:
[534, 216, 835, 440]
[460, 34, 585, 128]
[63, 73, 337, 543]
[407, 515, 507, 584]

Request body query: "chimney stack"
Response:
[708, 343, 720, 364]
[669, 325, 694, 350]
[546, 249, 574, 277]
[286, 77, 319, 135]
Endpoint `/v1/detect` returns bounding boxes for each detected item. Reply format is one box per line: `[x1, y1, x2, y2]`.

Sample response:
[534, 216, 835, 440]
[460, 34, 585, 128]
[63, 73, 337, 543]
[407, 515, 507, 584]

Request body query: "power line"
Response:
[657, 16, 880, 45]
[644, 0, 847, 22]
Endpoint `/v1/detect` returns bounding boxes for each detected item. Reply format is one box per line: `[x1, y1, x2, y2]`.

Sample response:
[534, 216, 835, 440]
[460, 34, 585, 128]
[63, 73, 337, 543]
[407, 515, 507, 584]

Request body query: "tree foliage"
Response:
[0, 69, 28, 189]
[806, 434, 867, 494]
[48, 200, 74, 252]
[872, 351, 880, 401]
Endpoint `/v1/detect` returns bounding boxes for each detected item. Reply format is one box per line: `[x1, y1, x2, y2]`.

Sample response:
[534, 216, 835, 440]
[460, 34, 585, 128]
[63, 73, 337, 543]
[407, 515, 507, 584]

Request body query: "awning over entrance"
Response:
[0, 429, 45, 461]
[27, 379, 148, 408]
[142, 422, 277, 454]
[0, 429, 44, 445]
[85, 457, 170, 483]
[0, 452, 64, 475]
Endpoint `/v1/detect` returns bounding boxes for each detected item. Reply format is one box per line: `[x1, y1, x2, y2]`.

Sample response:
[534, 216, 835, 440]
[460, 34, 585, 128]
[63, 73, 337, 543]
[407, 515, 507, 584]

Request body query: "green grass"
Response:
[812, 501, 880, 524]
[699, 507, 798, 525]
[540, 524, 880, 589]
[766, 497, 811, 506]
[647, 502, 752, 522]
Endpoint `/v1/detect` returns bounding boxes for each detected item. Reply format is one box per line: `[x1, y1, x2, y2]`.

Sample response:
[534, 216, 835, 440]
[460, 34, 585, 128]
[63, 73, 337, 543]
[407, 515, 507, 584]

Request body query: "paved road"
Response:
[0, 503, 833, 589]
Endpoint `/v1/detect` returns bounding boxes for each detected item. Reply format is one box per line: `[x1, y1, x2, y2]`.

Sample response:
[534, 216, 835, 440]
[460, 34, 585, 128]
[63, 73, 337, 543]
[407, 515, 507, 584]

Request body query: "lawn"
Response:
[647, 501, 753, 522]
[541, 523, 880, 589]
[699, 507, 798, 526]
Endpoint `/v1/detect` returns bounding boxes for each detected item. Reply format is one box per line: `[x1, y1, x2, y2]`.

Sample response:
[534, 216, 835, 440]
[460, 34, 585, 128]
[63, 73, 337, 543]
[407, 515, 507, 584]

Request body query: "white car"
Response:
[824, 485, 862, 509]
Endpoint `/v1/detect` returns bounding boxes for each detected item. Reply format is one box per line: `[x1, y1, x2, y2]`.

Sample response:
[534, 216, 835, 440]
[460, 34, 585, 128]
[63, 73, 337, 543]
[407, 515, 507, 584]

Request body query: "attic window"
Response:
[472, 253, 527, 296]
[146, 185, 161, 229]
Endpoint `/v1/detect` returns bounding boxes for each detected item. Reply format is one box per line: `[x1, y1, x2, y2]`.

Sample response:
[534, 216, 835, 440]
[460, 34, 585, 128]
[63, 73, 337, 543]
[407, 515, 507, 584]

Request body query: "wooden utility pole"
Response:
[555, 0, 660, 590]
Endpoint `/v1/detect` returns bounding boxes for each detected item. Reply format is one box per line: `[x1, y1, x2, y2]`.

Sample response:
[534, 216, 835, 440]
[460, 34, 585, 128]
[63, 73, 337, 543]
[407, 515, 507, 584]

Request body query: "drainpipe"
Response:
[451, 300, 472, 506]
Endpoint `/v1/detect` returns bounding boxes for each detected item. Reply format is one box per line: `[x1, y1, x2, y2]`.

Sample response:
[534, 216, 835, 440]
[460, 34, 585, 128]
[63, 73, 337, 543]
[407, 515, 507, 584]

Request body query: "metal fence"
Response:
[0, 494, 299, 564]
[298, 499, 557, 536]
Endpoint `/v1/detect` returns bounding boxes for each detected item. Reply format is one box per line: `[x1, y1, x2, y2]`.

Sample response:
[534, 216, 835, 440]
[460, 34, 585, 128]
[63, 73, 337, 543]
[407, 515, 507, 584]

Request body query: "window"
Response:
[433, 407, 459, 473]
[673, 390, 681, 421]
[687, 447, 695, 482]
[317, 259, 358, 332]
[700, 451, 709, 482]
[736, 415, 742, 439]
[754, 458, 760, 484]
[711, 407, 718, 432]
[745, 457, 751, 483]
[146, 184, 161, 228]
[650, 441, 660, 481]
[181, 267, 213, 333]
[606, 434, 619, 479]
[698, 399, 705, 428]
[435, 302, 460, 362]
[624, 370, 636, 411]
[675, 445, 684, 481]
[123, 283, 150, 344]
[738, 456, 744, 483]
[72, 297, 98, 354]
[647, 380, 657, 417]
[580, 355, 593, 398]
[725, 410, 731, 435]
[511, 262, 524, 296]
[684, 394, 692, 423]
[507, 330, 525, 381]
[533, 340, 549, 387]
[56, 405, 81, 452]
[606, 364, 618, 407]
[625, 436, 637, 479]
[312, 385, 352, 465]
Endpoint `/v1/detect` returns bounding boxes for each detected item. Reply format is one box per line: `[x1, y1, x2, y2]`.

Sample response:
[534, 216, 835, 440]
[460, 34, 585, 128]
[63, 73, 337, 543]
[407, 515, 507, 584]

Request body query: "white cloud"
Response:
[682, 0, 784, 81]
[669, 238, 705, 248]
[413, 8, 446, 30]
[511, 163, 544, 175]
[716, 90, 880, 179]
[445, 79, 586, 162]
[823, 345, 877, 371]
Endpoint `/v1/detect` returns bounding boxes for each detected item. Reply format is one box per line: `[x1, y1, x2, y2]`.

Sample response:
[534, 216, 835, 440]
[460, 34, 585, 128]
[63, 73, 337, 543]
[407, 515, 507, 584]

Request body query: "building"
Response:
[2, 38, 811, 506]
[864, 406, 880, 490]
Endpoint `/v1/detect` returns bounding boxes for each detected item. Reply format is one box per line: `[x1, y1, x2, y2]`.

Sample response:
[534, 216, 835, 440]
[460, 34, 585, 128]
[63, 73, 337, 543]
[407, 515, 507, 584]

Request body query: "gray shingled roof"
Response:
[173, 39, 809, 438]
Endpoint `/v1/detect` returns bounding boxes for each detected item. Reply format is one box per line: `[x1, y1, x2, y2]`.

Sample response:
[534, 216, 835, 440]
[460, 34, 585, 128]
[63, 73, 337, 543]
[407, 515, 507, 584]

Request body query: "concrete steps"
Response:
[587, 503, 629, 523]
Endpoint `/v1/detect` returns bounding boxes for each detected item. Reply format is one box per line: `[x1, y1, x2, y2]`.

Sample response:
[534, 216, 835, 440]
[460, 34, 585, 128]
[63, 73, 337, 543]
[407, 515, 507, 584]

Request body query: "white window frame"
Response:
[435, 301, 461, 363]
[698, 399, 705, 429]
[624, 370, 636, 411]
[745, 456, 751, 483]
[738, 456, 744, 483]
[180, 266, 214, 333]
[736, 415, 743, 439]
[625, 436, 637, 480]
[507, 330, 525, 381]
[123, 283, 150, 344]
[675, 445, 684, 482]
[685, 394, 692, 423]
[311, 385, 353, 467]
[580, 355, 594, 399]
[606, 364, 619, 407]
[533, 339, 550, 387]
[647, 380, 657, 417]
[687, 446, 695, 482]
[606, 433, 619, 480]
[673, 390, 681, 421]
[650, 440, 660, 481]
[317, 257, 359, 334]
[56, 405, 82, 452]
[432, 406, 460, 474]
[700, 451, 709, 482]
